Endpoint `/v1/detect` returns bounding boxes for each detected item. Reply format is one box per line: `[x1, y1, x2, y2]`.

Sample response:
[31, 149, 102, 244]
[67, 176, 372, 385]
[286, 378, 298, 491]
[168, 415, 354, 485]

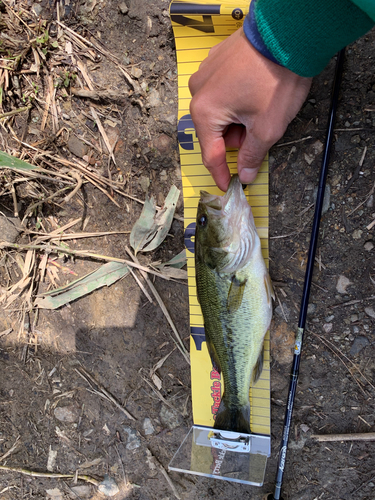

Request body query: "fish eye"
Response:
[198, 215, 207, 227]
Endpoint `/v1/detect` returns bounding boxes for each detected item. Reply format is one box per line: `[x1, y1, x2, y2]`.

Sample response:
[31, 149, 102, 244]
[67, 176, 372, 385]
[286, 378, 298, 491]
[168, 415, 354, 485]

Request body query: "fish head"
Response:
[195, 175, 257, 273]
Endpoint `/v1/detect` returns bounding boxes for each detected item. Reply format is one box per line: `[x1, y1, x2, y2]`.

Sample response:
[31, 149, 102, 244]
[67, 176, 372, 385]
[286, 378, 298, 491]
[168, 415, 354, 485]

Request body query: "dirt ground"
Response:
[1, 1, 375, 499]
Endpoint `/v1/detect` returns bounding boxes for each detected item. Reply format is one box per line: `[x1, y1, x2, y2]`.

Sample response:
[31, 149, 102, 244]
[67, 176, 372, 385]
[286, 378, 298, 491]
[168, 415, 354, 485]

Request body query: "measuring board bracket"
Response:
[169, 426, 270, 486]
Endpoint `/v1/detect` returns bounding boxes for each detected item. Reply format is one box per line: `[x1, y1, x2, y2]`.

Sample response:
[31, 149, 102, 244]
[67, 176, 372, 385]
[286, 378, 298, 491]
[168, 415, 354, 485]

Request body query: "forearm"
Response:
[243, 0, 375, 77]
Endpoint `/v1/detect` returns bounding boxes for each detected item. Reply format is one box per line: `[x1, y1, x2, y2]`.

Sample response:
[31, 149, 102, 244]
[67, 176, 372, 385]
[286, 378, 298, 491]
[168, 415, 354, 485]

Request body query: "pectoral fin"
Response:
[264, 272, 275, 306]
[227, 276, 247, 312]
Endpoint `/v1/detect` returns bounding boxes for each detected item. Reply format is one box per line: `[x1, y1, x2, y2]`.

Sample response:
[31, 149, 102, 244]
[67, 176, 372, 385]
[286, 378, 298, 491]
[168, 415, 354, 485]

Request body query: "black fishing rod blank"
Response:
[268, 48, 346, 500]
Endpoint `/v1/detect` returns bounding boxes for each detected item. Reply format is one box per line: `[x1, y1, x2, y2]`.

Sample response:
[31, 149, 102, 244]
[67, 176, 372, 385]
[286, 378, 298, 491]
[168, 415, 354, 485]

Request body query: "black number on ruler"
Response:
[178, 114, 197, 150]
[170, 2, 221, 33]
[184, 222, 196, 254]
[191, 326, 206, 350]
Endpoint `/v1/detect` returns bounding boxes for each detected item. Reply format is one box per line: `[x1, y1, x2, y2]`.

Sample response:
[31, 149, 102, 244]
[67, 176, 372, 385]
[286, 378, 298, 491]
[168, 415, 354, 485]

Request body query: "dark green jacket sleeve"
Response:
[244, 0, 375, 77]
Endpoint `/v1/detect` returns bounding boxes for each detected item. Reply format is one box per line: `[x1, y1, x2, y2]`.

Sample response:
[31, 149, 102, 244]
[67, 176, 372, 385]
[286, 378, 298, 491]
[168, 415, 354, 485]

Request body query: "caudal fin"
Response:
[214, 398, 251, 434]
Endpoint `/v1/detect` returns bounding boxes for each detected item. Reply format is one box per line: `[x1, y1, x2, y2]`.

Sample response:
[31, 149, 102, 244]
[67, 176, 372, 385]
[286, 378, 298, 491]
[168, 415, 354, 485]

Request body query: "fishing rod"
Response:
[268, 48, 346, 500]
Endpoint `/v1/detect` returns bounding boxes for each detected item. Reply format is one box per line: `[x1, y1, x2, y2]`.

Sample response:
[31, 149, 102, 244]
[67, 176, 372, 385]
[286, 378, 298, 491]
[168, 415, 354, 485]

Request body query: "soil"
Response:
[0, 1, 375, 499]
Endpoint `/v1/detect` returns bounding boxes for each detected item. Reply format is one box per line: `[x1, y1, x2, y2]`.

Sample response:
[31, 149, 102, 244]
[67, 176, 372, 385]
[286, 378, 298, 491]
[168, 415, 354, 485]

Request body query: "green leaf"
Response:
[51, 41, 58, 48]
[130, 185, 180, 254]
[153, 249, 187, 279]
[0, 150, 41, 172]
[154, 249, 186, 269]
[34, 261, 129, 309]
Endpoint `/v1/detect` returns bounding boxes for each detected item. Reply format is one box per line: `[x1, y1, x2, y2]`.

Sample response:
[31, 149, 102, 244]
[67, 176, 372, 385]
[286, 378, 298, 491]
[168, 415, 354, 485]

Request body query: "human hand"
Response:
[189, 28, 312, 191]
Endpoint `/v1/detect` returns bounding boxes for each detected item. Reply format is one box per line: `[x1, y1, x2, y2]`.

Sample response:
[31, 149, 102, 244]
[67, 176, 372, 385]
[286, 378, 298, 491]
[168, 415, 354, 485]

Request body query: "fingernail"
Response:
[239, 168, 258, 184]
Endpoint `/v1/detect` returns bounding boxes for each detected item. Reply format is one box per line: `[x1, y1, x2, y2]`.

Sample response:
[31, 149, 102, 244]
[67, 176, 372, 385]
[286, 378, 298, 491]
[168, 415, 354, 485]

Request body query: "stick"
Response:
[311, 433, 375, 442]
[271, 49, 345, 500]
[0, 465, 99, 485]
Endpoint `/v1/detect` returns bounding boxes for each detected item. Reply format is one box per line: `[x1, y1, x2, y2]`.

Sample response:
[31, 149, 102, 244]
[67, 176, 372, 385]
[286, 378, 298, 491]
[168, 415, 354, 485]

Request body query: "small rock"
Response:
[47, 446, 57, 471]
[307, 303, 316, 315]
[139, 176, 150, 193]
[123, 426, 141, 450]
[352, 229, 363, 240]
[160, 169, 168, 182]
[323, 323, 333, 333]
[364, 241, 374, 251]
[131, 67, 142, 79]
[154, 133, 172, 154]
[325, 315, 335, 322]
[336, 275, 352, 294]
[118, 1, 128, 14]
[312, 140, 324, 155]
[366, 195, 374, 208]
[31, 3, 43, 16]
[46, 488, 63, 500]
[350, 134, 361, 144]
[350, 314, 359, 322]
[350, 336, 369, 356]
[69, 485, 92, 498]
[300, 424, 310, 433]
[147, 89, 161, 107]
[365, 307, 375, 319]
[98, 475, 119, 497]
[304, 153, 314, 165]
[160, 406, 181, 430]
[0, 214, 23, 243]
[345, 121, 350, 127]
[67, 136, 88, 158]
[143, 417, 155, 435]
[54, 405, 79, 423]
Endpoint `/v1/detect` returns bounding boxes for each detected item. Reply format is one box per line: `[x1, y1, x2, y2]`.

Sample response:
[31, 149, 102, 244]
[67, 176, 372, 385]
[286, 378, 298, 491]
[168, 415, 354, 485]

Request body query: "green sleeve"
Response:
[254, 0, 375, 77]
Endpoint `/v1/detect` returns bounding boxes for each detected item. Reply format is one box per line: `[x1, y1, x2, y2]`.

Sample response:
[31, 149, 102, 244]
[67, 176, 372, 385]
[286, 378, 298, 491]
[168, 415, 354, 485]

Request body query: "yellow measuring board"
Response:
[170, 0, 270, 437]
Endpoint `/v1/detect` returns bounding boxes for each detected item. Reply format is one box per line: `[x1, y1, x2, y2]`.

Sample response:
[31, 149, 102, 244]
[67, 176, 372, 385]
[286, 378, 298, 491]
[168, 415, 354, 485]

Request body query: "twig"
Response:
[276, 136, 312, 147]
[90, 106, 116, 165]
[0, 465, 99, 485]
[64, 171, 83, 203]
[0, 105, 32, 119]
[75, 366, 135, 420]
[0, 436, 20, 461]
[331, 295, 375, 309]
[311, 433, 375, 442]
[128, 267, 153, 303]
[125, 246, 190, 364]
[348, 181, 375, 216]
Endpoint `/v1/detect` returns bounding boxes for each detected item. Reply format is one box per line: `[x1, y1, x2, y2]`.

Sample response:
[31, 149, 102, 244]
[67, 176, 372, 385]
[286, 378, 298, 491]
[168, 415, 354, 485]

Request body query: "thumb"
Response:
[237, 133, 268, 184]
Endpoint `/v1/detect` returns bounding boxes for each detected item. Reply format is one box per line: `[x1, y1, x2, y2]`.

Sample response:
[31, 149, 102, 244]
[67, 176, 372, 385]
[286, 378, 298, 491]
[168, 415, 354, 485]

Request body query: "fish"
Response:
[195, 175, 273, 434]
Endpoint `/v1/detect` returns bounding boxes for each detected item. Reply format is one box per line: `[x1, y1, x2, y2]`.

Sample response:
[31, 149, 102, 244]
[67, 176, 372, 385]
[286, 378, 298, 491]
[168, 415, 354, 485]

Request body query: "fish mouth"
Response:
[223, 175, 246, 207]
[199, 175, 247, 216]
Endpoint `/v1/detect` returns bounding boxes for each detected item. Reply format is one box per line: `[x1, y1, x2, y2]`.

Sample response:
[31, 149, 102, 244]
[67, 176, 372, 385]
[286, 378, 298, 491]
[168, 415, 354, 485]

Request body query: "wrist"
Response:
[243, 0, 374, 77]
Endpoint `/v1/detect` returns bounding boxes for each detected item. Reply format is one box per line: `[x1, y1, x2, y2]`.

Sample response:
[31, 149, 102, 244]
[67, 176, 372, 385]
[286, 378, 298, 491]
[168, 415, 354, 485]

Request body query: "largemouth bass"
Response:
[195, 175, 273, 434]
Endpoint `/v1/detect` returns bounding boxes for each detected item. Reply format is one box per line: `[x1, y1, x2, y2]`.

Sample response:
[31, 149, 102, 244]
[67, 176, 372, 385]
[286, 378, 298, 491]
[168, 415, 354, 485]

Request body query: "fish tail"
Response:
[214, 398, 251, 434]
